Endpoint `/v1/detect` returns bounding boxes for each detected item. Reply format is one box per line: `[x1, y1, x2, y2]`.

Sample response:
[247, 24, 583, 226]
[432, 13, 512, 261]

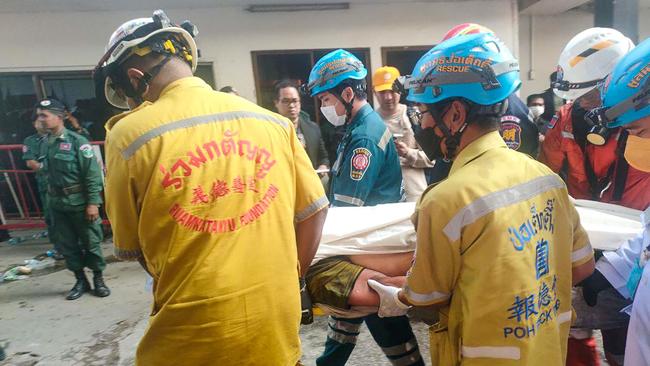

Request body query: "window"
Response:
[381, 46, 433, 76]
[0, 75, 38, 144]
[252, 48, 372, 125]
[0, 63, 215, 143]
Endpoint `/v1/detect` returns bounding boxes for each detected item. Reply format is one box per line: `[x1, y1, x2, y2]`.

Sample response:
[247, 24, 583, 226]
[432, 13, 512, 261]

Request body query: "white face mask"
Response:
[320, 103, 347, 127]
[529, 105, 545, 119]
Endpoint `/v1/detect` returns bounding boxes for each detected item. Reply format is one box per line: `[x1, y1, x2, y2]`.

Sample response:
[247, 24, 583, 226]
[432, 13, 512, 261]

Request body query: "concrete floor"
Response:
[0, 232, 607, 366]
[0, 234, 431, 365]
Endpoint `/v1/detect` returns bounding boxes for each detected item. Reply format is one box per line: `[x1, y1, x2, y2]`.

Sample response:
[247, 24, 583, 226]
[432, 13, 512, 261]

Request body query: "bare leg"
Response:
[348, 252, 414, 277]
[348, 268, 407, 307]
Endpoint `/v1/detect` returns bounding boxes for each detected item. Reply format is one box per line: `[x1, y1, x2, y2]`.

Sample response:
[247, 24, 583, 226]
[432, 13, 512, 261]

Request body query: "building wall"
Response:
[3, 1, 648, 104]
[518, 7, 650, 99]
[0, 1, 516, 102]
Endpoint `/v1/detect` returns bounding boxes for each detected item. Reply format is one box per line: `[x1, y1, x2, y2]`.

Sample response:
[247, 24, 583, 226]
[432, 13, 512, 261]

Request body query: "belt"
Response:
[49, 184, 83, 196]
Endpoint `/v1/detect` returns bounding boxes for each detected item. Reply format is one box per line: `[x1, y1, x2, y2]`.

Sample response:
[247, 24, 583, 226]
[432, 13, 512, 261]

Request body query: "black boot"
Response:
[93, 271, 111, 297]
[66, 270, 90, 300]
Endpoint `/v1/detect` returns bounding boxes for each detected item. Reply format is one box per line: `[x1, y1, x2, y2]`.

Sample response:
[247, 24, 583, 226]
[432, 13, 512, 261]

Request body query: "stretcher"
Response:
[312, 199, 643, 317]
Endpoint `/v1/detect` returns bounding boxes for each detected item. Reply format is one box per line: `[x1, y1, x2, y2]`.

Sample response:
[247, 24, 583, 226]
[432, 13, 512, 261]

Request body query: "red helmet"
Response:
[441, 23, 495, 42]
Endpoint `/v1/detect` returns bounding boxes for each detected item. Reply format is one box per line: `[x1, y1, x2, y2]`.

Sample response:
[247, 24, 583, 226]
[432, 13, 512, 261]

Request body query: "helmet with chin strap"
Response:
[588, 37, 650, 129]
[93, 10, 199, 109]
[552, 27, 634, 101]
[304, 49, 368, 123]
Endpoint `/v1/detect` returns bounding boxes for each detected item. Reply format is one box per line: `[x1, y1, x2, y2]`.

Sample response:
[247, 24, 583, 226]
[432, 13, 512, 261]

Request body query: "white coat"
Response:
[597, 206, 650, 366]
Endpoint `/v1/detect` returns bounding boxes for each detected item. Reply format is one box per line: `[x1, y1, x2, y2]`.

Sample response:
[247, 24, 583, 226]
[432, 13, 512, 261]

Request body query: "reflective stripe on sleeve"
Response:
[461, 346, 521, 360]
[443, 175, 565, 242]
[558, 310, 573, 324]
[404, 285, 450, 305]
[561, 131, 575, 140]
[122, 111, 289, 159]
[295, 196, 329, 222]
[333, 194, 365, 207]
[378, 129, 392, 151]
[571, 243, 594, 263]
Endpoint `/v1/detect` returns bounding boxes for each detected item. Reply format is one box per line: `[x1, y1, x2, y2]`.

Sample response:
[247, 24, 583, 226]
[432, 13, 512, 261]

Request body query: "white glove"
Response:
[368, 279, 410, 318]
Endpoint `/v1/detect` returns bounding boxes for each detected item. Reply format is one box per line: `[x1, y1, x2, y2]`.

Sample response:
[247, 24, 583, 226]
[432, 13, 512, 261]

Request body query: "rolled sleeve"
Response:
[292, 125, 328, 222]
[405, 205, 458, 306]
[569, 203, 594, 267]
[105, 136, 143, 261]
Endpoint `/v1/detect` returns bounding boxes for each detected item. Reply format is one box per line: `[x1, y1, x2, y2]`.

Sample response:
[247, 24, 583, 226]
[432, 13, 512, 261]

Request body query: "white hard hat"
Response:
[553, 27, 634, 100]
[94, 10, 198, 109]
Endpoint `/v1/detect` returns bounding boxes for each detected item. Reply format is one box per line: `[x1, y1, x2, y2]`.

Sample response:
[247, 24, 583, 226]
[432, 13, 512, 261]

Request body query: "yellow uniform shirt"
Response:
[105, 77, 328, 366]
[406, 131, 593, 365]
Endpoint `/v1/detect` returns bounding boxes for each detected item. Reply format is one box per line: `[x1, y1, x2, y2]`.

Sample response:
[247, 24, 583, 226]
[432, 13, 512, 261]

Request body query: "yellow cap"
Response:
[372, 66, 401, 92]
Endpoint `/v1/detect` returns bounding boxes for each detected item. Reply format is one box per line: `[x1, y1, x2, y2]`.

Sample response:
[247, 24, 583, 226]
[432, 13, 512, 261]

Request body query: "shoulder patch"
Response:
[501, 114, 521, 124]
[547, 115, 558, 130]
[79, 144, 94, 158]
[22, 145, 28, 153]
[500, 122, 522, 151]
[350, 147, 372, 181]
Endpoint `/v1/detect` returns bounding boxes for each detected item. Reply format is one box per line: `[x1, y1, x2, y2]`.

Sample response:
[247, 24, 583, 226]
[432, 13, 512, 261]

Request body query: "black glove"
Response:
[578, 269, 613, 307]
[299, 277, 313, 325]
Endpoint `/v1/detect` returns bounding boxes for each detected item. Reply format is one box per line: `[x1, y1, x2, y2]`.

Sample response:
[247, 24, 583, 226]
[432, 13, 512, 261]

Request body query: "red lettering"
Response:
[160, 165, 183, 190]
[171, 159, 192, 177]
[202, 140, 221, 160]
[210, 180, 230, 200]
[187, 146, 207, 168]
[191, 185, 210, 205]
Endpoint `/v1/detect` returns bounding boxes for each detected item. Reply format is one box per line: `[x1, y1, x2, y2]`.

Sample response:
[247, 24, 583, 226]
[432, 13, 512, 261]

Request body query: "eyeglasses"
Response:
[280, 98, 300, 106]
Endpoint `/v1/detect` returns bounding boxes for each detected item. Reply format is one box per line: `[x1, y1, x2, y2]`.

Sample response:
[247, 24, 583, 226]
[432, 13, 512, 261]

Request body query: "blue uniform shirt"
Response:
[329, 104, 403, 207]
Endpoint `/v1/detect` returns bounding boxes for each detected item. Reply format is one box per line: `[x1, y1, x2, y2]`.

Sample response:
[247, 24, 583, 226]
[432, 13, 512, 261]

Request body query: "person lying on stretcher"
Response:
[301, 203, 420, 320]
[301, 199, 643, 322]
[305, 250, 414, 318]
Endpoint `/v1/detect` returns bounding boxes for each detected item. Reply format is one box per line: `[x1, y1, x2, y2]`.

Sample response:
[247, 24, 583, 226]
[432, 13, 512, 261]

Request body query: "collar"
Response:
[105, 77, 208, 131]
[158, 76, 209, 98]
[449, 131, 508, 176]
[50, 128, 68, 141]
[349, 103, 373, 127]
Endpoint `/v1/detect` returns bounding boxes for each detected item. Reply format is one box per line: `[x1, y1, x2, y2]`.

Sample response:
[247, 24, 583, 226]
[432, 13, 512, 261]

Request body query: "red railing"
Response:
[0, 141, 106, 231]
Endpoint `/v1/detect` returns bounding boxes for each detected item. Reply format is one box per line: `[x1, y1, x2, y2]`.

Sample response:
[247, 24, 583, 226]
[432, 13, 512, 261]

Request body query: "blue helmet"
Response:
[405, 33, 520, 106]
[595, 37, 650, 128]
[306, 49, 367, 97]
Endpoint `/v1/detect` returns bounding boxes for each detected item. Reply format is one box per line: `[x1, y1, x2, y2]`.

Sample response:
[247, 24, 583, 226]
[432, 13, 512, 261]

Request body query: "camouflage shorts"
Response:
[305, 256, 364, 310]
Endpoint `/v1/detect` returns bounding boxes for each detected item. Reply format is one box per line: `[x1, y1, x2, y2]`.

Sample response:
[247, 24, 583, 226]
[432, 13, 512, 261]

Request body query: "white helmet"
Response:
[553, 27, 634, 100]
[94, 10, 199, 109]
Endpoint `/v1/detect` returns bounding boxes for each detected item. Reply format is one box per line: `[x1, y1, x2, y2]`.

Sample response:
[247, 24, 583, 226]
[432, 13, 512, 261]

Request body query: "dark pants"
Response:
[51, 209, 105, 272]
[317, 314, 423, 366]
[37, 187, 58, 251]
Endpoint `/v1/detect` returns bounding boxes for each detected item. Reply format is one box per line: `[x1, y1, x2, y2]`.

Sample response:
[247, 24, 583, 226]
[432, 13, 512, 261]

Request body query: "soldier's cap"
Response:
[35, 98, 67, 114]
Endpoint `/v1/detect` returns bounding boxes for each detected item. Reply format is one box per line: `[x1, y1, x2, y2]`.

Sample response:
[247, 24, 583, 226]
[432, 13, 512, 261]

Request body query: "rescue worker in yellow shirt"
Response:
[367, 33, 596, 365]
[94, 10, 328, 366]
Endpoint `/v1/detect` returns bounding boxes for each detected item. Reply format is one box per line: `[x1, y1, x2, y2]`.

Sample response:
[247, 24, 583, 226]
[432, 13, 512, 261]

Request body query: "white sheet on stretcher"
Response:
[312, 199, 643, 318]
[314, 199, 642, 263]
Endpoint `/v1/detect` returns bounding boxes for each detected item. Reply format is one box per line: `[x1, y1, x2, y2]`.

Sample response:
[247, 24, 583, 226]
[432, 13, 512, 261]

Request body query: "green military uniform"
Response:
[44, 128, 105, 272]
[22, 133, 55, 242]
